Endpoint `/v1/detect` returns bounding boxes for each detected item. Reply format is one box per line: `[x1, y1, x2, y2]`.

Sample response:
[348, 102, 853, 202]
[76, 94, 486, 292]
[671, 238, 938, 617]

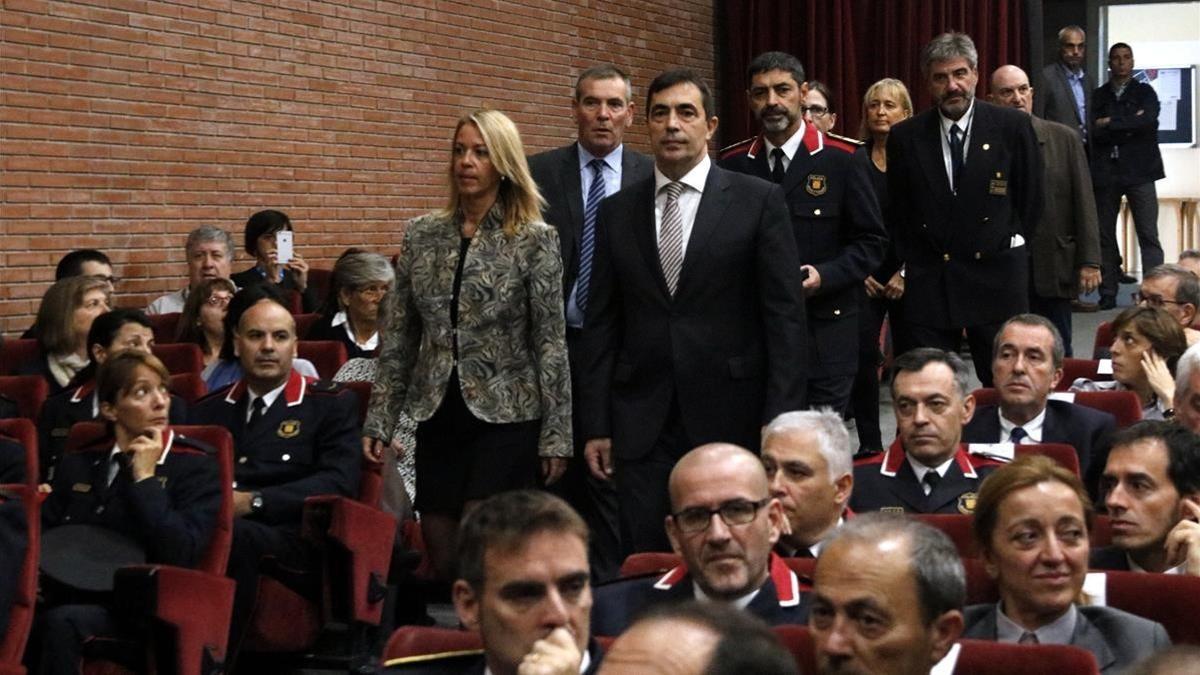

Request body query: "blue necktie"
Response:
[576, 159, 606, 318]
[1010, 427, 1028, 444]
[949, 125, 964, 192]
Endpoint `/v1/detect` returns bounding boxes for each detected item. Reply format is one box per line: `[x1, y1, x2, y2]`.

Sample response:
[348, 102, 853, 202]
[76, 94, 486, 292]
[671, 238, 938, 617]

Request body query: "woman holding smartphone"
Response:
[230, 209, 317, 312]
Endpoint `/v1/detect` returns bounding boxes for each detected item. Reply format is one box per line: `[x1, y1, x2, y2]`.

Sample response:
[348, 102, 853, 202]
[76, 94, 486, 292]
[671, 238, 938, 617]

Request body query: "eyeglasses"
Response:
[1132, 292, 1185, 308]
[802, 105, 830, 118]
[94, 275, 120, 285]
[670, 498, 771, 533]
[206, 294, 232, 307]
[355, 284, 390, 299]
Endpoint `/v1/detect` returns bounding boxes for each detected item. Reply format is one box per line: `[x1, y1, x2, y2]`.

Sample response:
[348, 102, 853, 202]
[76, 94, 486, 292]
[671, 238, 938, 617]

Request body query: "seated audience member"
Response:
[591, 443, 806, 636]
[307, 250, 394, 359]
[851, 348, 1002, 514]
[1172, 343, 1200, 433]
[803, 79, 840, 136]
[187, 287, 360, 660]
[1136, 265, 1200, 345]
[963, 314, 1117, 491]
[761, 409, 854, 557]
[202, 284, 319, 391]
[147, 225, 235, 315]
[382, 490, 600, 675]
[17, 276, 112, 396]
[34, 351, 221, 675]
[229, 209, 317, 312]
[38, 309, 187, 482]
[598, 600, 797, 675]
[810, 513, 965, 675]
[964, 455, 1171, 672]
[20, 250, 117, 341]
[1176, 250, 1200, 279]
[1072, 306, 1186, 420]
[175, 277, 237, 388]
[1094, 421, 1200, 574]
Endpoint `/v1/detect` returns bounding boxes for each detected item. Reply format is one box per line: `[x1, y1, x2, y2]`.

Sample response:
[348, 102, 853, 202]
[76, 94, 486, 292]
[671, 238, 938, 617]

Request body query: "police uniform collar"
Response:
[224, 369, 309, 407]
[70, 380, 96, 403]
[652, 552, 801, 608]
[879, 439, 978, 478]
[110, 428, 175, 466]
[799, 120, 824, 155]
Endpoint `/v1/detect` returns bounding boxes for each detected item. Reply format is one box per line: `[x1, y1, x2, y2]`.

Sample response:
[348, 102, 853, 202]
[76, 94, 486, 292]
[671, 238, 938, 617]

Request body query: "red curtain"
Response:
[717, 0, 1026, 145]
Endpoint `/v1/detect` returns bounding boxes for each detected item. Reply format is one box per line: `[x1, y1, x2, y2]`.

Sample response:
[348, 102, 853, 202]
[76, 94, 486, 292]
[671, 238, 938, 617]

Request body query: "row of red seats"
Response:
[140, 311, 327, 346]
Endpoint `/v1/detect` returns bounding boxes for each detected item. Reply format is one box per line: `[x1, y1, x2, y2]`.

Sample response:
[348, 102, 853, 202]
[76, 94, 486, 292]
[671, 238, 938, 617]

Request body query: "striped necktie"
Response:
[576, 158, 606, 317]
[658, 182, 685, 295]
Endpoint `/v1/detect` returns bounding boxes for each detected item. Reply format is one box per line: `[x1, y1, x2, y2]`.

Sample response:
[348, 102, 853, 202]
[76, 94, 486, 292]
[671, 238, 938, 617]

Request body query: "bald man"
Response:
[990, 64, 1100, 354]
[590, 443, 808, 636]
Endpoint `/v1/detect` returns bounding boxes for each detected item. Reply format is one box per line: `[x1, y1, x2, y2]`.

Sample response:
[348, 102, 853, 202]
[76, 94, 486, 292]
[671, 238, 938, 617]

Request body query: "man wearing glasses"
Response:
[590, 443, 807, 636]
[1136, 264, 1200, 346]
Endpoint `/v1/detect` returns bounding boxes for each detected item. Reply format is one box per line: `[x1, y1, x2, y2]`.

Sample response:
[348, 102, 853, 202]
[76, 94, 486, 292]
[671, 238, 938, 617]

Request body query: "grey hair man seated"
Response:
[147, 225, 235, 314]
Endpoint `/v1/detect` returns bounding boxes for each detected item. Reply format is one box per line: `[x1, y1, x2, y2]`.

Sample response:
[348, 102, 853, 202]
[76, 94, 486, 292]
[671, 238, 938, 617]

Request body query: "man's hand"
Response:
[1079, 267, 1101, 295]
[864, 276, 885, 299]
[362, 435, 388, 463]
[126, 427, 165, 482]
[233, 490, 254, 518]
[801, 265, 822, 295]
[518, 626, 582, 675]
[542, 458, 567, 486]
[882, 270, 905, 300]
[1165, 498, 1200, 575]
[584, 438, 613, 481]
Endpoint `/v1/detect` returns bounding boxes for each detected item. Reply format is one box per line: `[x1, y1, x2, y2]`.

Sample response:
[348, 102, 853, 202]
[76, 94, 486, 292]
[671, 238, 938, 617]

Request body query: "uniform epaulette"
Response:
[308, 380, 345, 394]
[824, 132, 864, 153]
[719, 136, 758, 160]
[382, 649, 484, 668]
[174, 433, 217, 456]
[196, 384, 234, 403]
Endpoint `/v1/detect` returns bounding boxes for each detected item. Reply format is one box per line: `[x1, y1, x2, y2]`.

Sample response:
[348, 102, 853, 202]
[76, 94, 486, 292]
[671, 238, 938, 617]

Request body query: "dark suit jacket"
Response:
[718, 127, 887, 377]
[849, 440, 1001, 514]
[1029, 116, 1100, 299]
[962, 603, 1171, 674]
[189, 370, 360, 526]
[1089, 80, 1165, 188]
[0, 437, 23, 484]
[590, 555, 808, 637]
[961, 399, 1116, 493]
[1034, 62, 1094, 142]
[578, 163, 807, 458]
[528, 143, 655, 302]
[1089, 546, 1132, 571]
[886, 101, 1042, 329]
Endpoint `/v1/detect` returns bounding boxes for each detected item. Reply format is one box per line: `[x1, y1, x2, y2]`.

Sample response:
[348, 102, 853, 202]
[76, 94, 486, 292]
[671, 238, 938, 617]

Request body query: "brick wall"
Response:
[0, 0, 715, 333]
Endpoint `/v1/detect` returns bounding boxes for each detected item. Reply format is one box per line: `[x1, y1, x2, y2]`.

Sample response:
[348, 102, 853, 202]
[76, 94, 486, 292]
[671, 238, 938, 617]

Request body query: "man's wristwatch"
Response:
[250, 491, 264, 513]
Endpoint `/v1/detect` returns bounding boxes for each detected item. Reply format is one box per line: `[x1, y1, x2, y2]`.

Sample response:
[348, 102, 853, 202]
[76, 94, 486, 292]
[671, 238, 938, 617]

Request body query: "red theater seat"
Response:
[1058, 359, 1113, 390]
[0, 376, 49, 422]
[620, 552, 681, 578]
[955, 640, 1099, 674]
[1103, 570, 1200, 645]
[773, 625, 818, 674]
[146, 312, 182, 344]
[306, 269, 333, 308]
[1092, 321, 1114, 360]
[0, 340, 40, 377]
[293, 313, 321, 339]
[914, 513, 980, 559]
[972, 388, 1141, 429]
[169, 372, 207, 406]
[297, 340, 348, 380]
[0, 419, 37, 486]
[383, 626, 481, 663]
[151, 343, 204, 375]
[0, 485, 39, 673]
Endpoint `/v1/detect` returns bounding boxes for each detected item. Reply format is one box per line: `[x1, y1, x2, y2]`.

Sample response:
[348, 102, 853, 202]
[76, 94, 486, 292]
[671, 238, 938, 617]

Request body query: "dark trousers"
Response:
[808, 374, 855, 416]
[849, 293, 913, 451]
[32, 604, 120, 675]
[907, 322, 1004, 387]
[225, 519, 316, 660]
[1030, 294, 1074, 357]
[1097, 181, 1162, 298]
[615, 398, 693, 555]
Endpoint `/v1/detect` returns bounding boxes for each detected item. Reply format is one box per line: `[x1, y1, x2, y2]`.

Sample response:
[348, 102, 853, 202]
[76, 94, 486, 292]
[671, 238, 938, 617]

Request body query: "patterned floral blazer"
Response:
[364, 206, 572, 457]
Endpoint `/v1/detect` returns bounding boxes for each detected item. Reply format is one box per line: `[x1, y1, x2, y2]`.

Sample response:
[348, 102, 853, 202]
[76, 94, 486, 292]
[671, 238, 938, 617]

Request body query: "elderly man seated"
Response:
[147, 225, 235, 315]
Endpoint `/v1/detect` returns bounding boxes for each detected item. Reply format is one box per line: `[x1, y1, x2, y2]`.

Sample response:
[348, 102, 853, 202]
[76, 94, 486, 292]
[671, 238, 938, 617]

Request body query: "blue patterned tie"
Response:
[576, 159, 606, 317]
[1010, 427, 1027, 444]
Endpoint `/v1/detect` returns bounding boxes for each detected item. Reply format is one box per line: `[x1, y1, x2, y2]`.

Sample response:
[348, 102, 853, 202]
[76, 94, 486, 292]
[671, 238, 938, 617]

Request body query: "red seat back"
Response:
[1058, 358, 1113, 390]
[1092, 321, 1114, 360]
[914, 513, 980, 559]
[620, 552, 680, 578]
[955, 639, 1099, 674]
[773, 625, 818, 674]
[151, 343, 204, 375]
[383, 626, 482, 662]
[1104, 570, 1200, 644]
[1057, 391, 1142, 429]
[306, 269, 333, 308]
[0, 340, 40, 377]
[147, 312, 182, 344]
[342, 381, 374, 426]
[0, 419, 37, 487]
[297, 341, 348, 380]
[169, 372, 207, 406]
[293, 313, 321, 339]
[0, 484, 40, 667]
[0, 376, 48, 422]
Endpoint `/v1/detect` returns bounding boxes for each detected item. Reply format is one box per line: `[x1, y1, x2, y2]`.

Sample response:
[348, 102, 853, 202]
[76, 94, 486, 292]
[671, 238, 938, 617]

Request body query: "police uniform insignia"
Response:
[805, 174, 828, 196]
[880, 506, 905, 514]
[73, 483, 92, 493]
[958, 492, 978, 514]
[157, 476, 169, 488]
[278, 420, 301, 438]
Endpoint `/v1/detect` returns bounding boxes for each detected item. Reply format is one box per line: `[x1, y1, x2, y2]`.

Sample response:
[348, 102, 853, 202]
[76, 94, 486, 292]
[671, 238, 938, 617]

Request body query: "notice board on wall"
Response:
[1135, 66, 1196, 146]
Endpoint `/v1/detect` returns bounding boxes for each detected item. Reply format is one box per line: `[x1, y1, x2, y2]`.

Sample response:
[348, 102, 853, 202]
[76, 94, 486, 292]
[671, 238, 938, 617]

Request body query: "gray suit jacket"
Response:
[1029, 116, 1100, 299]
[1034, 63, 1094, 143]
[962, 603, 1171, 674]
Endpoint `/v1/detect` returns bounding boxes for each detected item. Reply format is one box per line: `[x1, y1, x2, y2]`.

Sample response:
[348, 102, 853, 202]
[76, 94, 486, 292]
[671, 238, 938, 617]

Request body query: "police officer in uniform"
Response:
[719, 51, 886, 412]
[188, 284, 360, 660]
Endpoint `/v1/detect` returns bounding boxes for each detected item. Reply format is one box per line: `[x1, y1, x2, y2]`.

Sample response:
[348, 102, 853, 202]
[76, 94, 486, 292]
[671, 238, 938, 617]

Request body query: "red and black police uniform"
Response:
[849, 438, 1003, 514]
[719, 122, 887, 412]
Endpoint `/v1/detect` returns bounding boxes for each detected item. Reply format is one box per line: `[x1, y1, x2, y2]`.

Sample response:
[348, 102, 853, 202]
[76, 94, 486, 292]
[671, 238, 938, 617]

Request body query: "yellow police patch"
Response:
[958, 492, 978, 514]
[805, 174, 828, 196]
[278, 420, 301, 439]
[880, 506, 906, 514]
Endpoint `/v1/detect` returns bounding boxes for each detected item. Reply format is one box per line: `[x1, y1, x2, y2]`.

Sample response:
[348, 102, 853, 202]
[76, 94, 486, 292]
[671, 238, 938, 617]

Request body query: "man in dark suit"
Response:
[1093, 421, 1200, 574]
[962, 314, 1116, 493]
[189, 286, 360, 658]
[719, 52, 886, 412]
[1034, 25, 1094, 145]
[382, 490, 601, 675]
[1092, 43, 1166, 309]
[887, 32, 1042, 386]
[528, 64, 654, 582]
[591, 444, 808, 637]
[990, 65, 1101, 353]
[578, 69, 806, 554]
[851, 348, 1002, 515]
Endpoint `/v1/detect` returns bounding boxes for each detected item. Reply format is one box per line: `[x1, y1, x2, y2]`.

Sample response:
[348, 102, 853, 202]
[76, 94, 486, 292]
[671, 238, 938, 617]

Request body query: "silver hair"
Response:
[335, 251, 395, 291]
[1176, 342, 1200, 399]
[185, 224, 235, 259]
[920, 32, 979, 76]
[1057, 25, 1086, 43]
[763, 409, 853, 480]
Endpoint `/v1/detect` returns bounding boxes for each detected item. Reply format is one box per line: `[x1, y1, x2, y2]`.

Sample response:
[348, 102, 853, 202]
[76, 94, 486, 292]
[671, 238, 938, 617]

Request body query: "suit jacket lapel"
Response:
[928, 461, 972, 512]
[1072, 610, 1117, 672]
[620, 150, 646, 188]
[631, 178, 672, 298]
[892, 461, 933, 512]
[916, 112, 954, 201]
[678, 165, 731, 295]
[563, 145, 584, 248]
[977, 406, 1003, 441]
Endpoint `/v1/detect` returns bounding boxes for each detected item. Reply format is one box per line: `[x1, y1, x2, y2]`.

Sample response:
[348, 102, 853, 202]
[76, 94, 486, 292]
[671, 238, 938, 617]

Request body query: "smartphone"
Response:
[276, 230, 294, 264]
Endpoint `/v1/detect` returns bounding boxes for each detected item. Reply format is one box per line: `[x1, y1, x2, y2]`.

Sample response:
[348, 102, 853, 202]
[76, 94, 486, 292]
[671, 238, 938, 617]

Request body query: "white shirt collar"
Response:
[907, 454, 955, 485]
[694, 580, 761, 610]
[108, 429, 175, 467]
[998, 406, 1047, 443]
[938, 99, 976, 137]
[763, 121, 806, 162]
[654, 153, 710, 196]
[246, 380, 287, 422]
[929, 643, 961, 675]
[808, 515, 845, 557]
[331, 311, 379, 351]
[578, 142, 623, 174]
[996, 602, 1077, 644]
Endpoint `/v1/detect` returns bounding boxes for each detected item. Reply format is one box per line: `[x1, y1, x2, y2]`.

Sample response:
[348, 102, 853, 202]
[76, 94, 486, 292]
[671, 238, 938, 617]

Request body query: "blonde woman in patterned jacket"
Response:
[363, 109, 572, 579]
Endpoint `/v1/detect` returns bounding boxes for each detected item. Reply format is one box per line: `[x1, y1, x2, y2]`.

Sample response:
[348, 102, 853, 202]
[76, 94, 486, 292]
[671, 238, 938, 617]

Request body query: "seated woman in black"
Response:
[229, 209, 317, 312]
[307, 249, 394, 360]
[17, 275, 111, 397]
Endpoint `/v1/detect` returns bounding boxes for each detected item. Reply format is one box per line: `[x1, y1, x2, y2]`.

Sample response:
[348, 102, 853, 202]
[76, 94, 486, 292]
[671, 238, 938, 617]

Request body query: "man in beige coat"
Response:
[991, 65, 1101, 356]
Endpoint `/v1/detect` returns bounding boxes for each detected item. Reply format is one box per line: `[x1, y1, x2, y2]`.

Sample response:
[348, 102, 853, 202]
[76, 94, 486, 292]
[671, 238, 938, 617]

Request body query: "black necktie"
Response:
[770, 148, 786, 183]
[949, 125, 964, 192]
[1018, 631, 1039, 645]
[247, 397, 266, 430]
[923, 471, 941, 495]
[1010, 427, 1028, 444]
